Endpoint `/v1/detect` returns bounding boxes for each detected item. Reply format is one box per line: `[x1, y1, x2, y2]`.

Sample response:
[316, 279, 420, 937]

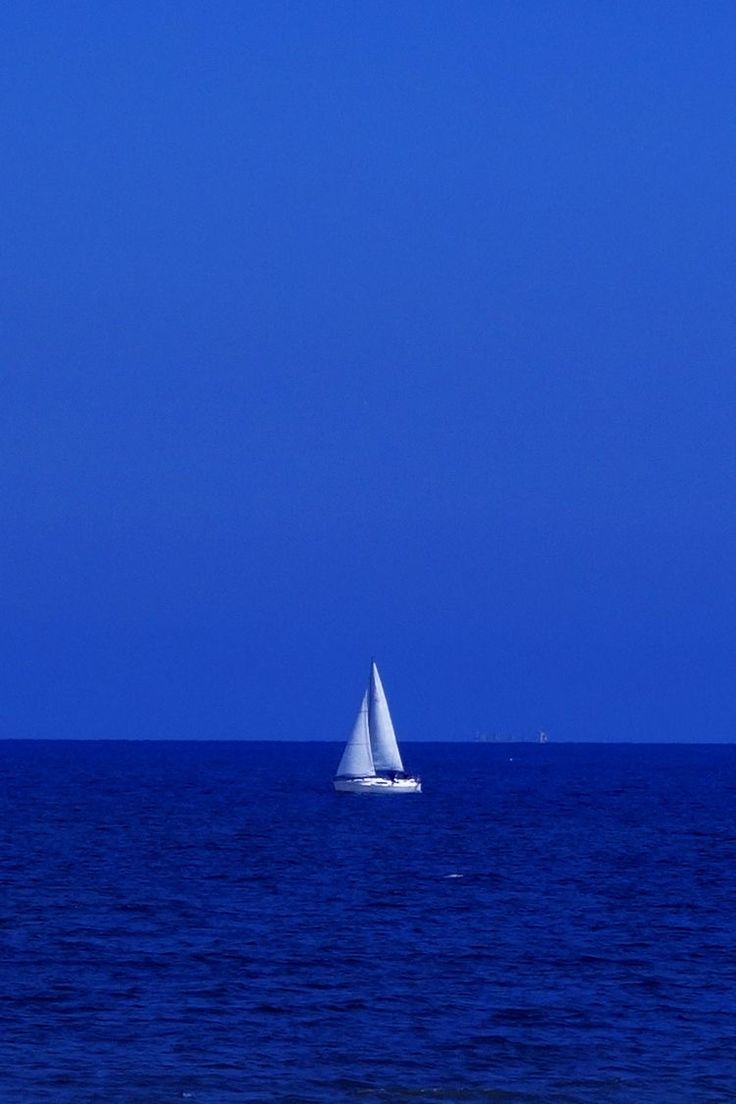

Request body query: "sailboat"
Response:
[334, 661, 422, 793]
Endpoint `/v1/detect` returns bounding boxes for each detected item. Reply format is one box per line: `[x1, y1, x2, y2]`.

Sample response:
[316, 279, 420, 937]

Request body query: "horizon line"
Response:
[1, 737, 735, 746]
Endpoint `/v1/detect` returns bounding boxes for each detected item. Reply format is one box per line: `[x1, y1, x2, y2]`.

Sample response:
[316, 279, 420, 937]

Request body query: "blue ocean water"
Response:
[1, 741, 735, 1104]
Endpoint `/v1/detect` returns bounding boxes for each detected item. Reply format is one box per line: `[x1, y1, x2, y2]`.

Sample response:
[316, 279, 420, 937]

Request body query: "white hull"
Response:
[334, 776, 421, 794]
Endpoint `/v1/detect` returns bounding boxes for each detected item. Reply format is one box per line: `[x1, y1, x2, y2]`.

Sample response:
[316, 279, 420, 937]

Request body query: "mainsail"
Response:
[368, 661, 405, 773]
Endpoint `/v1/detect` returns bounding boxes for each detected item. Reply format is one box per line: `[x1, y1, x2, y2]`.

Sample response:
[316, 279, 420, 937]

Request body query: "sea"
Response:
[2, 740, 735, 1104]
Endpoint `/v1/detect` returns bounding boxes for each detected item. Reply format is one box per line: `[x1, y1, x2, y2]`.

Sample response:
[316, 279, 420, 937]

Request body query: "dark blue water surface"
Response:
[2, 741, 736, 1103]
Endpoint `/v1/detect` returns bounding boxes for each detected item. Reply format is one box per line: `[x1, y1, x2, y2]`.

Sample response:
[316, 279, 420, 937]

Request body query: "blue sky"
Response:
[2, 2, 734, 741]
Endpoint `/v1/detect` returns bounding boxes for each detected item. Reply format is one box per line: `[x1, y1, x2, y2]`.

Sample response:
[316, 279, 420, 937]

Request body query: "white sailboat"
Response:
[334, 661, 422, 793]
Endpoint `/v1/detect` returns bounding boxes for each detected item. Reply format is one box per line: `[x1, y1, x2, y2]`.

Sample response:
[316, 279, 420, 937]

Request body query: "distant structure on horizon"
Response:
[474, 730, 549, 744]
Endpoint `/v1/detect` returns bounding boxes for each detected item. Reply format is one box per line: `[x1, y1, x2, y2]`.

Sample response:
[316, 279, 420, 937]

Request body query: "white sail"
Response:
[335, 691, 374, 778]
[368, 662, 405, 773]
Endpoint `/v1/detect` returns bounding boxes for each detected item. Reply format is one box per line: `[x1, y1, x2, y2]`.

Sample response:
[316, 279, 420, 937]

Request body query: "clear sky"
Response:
[2, 2, 734, 742]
